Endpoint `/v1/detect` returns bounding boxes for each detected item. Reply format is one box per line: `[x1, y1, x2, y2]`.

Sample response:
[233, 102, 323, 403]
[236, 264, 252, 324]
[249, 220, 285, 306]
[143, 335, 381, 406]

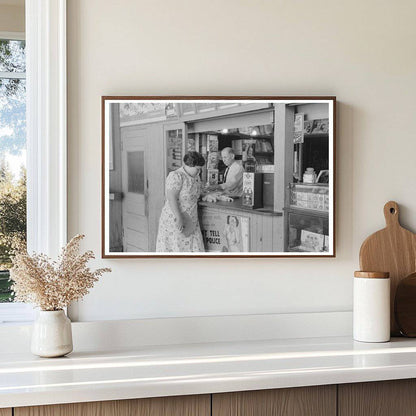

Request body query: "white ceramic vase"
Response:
[31, 310, 73, 357]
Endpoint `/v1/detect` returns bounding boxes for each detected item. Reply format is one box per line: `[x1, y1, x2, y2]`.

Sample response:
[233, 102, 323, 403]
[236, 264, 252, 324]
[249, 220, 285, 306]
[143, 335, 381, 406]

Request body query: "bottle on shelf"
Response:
[303, 167, 317, 184]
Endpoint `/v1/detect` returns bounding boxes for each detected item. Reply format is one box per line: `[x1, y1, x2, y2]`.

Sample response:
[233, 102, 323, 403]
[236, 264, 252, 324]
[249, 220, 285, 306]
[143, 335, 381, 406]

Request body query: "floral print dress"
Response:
[156, 167, 205, 252]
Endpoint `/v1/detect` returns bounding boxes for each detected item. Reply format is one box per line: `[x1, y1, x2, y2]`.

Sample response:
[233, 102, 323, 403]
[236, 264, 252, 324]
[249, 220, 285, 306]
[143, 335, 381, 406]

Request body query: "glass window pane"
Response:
[127, 151, 144, 194]
[288, 212, 328, 252]
[0, 76, 26, 303]
[166, 129, 183, 174]
[0, 40, 26, 73]
[0, 78, 26, 153]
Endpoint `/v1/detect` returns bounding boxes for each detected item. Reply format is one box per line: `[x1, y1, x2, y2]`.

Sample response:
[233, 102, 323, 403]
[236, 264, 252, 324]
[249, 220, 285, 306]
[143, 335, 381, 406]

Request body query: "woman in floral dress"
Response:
[156, 151, 205, 252]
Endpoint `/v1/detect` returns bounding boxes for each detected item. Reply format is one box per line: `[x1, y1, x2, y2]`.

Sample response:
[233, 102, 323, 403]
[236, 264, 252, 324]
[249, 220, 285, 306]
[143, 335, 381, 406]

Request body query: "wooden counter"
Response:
[198, 200, 282, 217]
[198, 200, 283, 252]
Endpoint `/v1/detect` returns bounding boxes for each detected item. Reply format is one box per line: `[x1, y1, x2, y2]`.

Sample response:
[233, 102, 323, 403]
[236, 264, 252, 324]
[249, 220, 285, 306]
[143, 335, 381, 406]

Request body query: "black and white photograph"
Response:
[102, 97, 335, 257]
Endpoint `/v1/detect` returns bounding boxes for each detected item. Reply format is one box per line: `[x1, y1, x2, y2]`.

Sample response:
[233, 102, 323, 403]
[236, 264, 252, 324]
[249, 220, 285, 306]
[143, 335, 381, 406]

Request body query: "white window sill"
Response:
[0, 303, 35, 324]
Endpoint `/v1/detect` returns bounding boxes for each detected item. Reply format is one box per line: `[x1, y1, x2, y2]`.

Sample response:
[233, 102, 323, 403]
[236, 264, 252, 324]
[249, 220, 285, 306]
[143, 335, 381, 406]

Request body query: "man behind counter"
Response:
[209, 147, 243, 197]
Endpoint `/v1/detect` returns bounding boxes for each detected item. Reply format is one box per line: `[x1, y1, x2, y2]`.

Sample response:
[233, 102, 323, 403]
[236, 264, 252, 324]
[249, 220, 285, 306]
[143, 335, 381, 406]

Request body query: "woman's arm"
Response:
[166, 188, 184, 231]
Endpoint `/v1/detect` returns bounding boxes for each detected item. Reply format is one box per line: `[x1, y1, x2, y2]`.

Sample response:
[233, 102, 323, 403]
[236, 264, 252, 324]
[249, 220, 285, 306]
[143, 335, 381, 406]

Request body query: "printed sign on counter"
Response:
[200, 211, 250, 252]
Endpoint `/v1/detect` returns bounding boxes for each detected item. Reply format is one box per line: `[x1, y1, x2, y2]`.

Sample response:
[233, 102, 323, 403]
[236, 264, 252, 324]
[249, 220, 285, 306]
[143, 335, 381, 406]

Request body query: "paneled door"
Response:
[121, 126, 149, 252]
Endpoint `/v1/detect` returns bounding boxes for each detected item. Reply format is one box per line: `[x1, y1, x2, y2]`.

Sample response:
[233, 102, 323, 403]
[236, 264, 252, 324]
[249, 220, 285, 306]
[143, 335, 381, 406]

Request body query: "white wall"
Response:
[67, 0, 416, 322]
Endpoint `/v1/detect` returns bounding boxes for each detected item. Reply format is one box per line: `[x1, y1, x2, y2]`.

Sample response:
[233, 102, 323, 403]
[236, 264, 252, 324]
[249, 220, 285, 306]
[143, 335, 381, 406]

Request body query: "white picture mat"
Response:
[103, 99, 334, 257]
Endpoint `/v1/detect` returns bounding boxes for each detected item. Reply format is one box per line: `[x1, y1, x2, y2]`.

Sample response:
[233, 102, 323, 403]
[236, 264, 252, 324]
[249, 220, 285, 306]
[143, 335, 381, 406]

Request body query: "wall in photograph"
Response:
[68, 0, 416, 322]
[119, 103, 166, 125]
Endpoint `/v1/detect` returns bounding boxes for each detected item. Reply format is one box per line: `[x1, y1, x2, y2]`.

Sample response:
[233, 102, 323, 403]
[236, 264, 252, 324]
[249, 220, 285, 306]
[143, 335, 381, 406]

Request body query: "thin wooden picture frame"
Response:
[102, 96, 336, 258]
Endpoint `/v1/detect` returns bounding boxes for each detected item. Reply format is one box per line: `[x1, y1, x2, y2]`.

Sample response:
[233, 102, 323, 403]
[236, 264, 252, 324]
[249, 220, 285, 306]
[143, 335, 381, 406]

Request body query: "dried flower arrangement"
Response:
[10, 234, 111, 311]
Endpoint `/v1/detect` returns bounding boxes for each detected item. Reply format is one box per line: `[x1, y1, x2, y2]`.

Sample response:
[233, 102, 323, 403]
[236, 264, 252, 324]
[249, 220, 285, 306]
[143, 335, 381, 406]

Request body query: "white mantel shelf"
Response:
[2, 336, 416, 409]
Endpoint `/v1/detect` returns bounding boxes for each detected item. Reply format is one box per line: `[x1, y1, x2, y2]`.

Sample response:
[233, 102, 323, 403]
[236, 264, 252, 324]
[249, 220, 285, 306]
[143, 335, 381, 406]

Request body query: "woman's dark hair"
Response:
[227, 215, 239, 227]
[183, 151, 205, 167]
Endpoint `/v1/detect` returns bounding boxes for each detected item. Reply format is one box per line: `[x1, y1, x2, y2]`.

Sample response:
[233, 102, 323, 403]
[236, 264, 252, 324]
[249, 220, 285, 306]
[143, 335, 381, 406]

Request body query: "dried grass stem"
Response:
[10, 234, 111, 310]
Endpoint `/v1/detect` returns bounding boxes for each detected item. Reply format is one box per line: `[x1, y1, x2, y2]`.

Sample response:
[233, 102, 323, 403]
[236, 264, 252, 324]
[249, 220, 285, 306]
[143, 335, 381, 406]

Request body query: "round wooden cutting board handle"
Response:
[384, 201, 400, 228]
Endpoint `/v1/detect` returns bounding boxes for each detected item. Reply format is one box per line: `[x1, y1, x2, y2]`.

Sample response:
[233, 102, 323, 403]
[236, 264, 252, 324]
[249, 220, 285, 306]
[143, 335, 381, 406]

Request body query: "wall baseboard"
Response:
[0, 311, 352, 353]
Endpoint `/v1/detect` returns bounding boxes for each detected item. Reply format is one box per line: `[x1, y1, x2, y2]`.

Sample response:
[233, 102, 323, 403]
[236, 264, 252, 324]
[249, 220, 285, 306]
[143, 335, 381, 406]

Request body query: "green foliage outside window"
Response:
[0, 39, 27, 302]
[0, 163, 26, 302]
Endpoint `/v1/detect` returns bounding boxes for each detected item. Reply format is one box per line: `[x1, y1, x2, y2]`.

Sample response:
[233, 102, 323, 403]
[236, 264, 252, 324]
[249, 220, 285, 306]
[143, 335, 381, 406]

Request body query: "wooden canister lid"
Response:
[354, 271, 390, 279]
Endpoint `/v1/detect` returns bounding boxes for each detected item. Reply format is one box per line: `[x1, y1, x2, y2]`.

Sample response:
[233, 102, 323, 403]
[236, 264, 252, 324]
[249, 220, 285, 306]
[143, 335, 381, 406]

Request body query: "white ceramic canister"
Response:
[353, 271, 390, 342]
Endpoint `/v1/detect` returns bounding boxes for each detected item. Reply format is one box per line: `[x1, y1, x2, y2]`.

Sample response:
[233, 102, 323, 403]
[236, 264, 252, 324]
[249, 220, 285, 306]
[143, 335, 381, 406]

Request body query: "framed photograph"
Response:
[102, 96, 336, 258]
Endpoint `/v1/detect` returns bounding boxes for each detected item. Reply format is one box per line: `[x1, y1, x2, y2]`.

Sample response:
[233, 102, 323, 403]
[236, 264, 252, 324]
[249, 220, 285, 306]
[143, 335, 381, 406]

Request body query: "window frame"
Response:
[0, 0, 67, 323]
[0, 31, 25, 41]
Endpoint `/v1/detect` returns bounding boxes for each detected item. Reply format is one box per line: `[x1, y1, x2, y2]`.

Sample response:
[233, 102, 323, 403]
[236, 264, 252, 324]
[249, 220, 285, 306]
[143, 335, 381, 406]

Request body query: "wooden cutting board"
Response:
[395, 272, 416, 337]
[359, 201, 416, 335]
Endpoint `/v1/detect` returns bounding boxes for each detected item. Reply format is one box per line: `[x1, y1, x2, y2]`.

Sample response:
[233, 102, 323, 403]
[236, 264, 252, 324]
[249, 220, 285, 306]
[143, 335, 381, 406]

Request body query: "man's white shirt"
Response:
[219, 161, 243, 197]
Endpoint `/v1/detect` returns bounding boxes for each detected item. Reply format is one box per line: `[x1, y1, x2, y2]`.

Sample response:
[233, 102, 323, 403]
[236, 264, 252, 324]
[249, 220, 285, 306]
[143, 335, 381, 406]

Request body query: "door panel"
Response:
[213, 386, 336, 416]
[121, 127, 149, 252]
[123, 148, 146, 216]
[15, 395, 210, 416]
[123, 215, 148, 233]
[124, 196, 145, 217]
[127, 150, 145, 194]
[339, 380, 416, 416]
[125, 228, 148, 251]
